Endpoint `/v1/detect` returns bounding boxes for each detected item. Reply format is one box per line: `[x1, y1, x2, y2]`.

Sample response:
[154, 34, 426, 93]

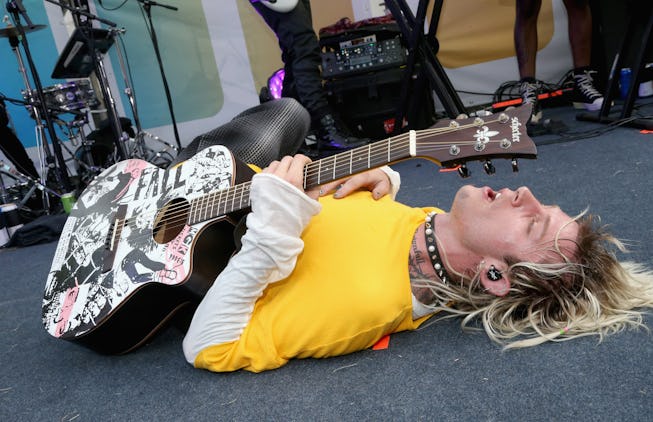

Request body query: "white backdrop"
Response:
[1, 0, 573, 174]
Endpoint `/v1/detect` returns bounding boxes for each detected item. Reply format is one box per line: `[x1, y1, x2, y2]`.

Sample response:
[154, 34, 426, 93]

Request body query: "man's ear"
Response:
[479, 262, 511, 296]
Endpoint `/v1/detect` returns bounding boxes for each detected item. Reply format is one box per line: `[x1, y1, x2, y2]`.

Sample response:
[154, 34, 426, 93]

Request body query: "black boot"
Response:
[317, 114, 369, 151]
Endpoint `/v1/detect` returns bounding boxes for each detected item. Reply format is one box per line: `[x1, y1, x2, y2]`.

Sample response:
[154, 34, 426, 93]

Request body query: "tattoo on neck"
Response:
[409, 236, 430, 279]
[409, 229, 439, 305]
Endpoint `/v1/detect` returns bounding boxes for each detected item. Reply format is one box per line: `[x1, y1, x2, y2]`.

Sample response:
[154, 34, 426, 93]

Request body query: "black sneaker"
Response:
[572, 69, 604, 111]
[519, 79, 543, 124]
[317, 114, 369, 151]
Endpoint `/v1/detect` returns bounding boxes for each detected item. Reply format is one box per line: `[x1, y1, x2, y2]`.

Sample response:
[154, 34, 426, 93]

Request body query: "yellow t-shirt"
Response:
[195, 191, 441, 372]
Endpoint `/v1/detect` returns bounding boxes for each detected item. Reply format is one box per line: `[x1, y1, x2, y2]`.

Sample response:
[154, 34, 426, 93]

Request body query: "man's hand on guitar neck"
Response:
[263, 155, 321, 200]
[263, 155, 397, 201]
[320, 167, 397, 200]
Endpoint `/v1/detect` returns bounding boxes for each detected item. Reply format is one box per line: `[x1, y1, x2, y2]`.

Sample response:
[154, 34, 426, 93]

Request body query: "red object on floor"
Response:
[372, 334, 390, 350]
[492, 88, 572, 111]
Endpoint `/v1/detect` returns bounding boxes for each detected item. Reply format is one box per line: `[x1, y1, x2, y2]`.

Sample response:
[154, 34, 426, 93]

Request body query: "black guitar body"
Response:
[42, 146, 253, 354]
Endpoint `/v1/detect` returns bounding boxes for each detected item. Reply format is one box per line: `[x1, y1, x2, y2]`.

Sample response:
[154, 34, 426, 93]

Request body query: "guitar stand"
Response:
[576, 0, 653, 129]
[385, 0, 467, 134]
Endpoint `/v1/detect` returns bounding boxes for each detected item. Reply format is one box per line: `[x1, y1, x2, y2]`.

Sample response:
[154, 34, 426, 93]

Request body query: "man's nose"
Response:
[513, 187, 542, 211]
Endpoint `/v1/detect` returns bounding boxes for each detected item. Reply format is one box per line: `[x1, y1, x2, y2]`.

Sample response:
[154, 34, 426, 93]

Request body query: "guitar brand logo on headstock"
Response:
[473, 126, 499, 144]
[511, 117, 522, 143]
[473, 126, 499, 152]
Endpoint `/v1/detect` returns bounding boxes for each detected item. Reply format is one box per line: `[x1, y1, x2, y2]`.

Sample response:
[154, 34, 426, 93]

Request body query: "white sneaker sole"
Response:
[573, 98, 603, 111]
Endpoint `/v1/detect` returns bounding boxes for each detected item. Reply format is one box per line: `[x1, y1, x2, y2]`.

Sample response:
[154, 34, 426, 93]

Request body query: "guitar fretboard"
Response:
[187, 135, 414, 225]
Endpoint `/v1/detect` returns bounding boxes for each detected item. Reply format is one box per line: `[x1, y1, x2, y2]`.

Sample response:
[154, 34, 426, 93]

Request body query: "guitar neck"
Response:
[187, 134, 413, 225]
[187, 106, 536, 226]
[303, 135, 414, 189]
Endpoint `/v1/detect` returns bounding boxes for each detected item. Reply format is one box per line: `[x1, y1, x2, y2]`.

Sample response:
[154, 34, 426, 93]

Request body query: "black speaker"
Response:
[319, 19, 436, 140]
[325, 67, 435, 140]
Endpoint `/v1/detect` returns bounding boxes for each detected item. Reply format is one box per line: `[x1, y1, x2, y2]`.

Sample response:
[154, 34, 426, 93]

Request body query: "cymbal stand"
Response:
[5, 35, 56, 211]
[6, 2, 73, 204]
[109, 27, 178, 165]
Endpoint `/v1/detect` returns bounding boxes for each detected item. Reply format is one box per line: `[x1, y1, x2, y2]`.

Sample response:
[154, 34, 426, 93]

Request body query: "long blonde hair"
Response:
[414, 212, 653, 348]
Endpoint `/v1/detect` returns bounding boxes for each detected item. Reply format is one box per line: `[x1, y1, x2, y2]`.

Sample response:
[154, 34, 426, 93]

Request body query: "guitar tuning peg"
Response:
[458, 164, 470, 178]
[483, 160, 496, 175]
[511, 158, 519, 172]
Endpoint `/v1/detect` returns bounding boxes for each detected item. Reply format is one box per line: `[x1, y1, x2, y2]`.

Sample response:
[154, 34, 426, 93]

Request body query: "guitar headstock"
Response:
[414, 105, 536, 177]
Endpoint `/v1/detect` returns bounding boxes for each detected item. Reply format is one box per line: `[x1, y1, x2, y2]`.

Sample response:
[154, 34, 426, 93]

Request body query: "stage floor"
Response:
[1, 103, 652, 421]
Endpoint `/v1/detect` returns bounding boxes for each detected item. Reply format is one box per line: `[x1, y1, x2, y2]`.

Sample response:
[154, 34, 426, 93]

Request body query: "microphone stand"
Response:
[5, 0, 72, 209]
[137, 0, 182, 151]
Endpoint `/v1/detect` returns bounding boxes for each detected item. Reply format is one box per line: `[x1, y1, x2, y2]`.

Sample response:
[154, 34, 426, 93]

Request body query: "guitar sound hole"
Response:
[153, 198, 190, 244]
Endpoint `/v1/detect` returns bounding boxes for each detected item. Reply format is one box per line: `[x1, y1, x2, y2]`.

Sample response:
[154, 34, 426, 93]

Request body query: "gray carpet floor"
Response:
[1, 103, 652, 421]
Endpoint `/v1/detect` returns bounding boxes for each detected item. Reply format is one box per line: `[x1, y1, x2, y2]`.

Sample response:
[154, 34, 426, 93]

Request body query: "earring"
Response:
[487, 265, 503, 282]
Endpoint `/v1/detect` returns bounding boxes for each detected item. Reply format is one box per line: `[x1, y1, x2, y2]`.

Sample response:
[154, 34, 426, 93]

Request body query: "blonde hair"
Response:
[415, 211, 653, 348]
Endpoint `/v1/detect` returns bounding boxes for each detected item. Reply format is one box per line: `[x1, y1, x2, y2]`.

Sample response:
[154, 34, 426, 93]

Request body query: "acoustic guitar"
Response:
[42, 106, 536, 354]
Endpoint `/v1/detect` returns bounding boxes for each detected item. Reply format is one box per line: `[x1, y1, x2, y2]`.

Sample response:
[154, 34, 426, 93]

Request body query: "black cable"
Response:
[534, 116, 641, 145]
[95, 0, 130, 12]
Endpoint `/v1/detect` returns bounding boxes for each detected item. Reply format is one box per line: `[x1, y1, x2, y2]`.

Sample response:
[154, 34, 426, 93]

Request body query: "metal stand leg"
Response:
[576, 1, 653, 129]
[110, 28, 178, 164]
[93, 52, 130, 160]
[6, 9, 72, 196]
[385, 0, 467, 131]
[8, 37, 55, 211]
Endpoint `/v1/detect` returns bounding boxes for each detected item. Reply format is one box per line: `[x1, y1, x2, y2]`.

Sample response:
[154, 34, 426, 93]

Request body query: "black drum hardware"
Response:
[1, 0, 179, 219]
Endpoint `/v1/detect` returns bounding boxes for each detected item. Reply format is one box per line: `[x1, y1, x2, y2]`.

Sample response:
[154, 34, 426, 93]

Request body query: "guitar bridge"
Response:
[102, 204, 128, 273]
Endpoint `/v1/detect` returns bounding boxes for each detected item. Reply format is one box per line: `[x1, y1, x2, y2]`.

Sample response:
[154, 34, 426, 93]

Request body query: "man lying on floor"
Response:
[182, 154, 653, 373]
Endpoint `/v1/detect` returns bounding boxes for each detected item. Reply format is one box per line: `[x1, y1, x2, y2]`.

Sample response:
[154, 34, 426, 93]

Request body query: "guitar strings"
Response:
[115, 136, 504, 243]
[107, 116, 511, 243]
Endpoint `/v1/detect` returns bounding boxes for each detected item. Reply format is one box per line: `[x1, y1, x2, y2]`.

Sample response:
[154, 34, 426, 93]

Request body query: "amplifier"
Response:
[321, 34, 406, 79]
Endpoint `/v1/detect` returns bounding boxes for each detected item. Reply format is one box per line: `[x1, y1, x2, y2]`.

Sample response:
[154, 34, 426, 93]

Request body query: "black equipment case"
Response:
[319, 19, 435, 140]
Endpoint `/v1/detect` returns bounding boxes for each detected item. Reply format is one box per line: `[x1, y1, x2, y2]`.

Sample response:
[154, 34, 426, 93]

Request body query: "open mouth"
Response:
[485, 187, 502, 202]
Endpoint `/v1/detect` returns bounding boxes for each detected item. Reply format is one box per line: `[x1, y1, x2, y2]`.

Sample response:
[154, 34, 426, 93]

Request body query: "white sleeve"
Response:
[379, 165, 401, 199]
[182, 173, 321, 363]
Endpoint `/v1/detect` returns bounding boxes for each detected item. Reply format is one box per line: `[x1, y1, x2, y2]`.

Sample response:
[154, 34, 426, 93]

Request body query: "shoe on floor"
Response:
[317, 114, 369, 151]
[519, 79, 543, 124]
[572, 69, 604, 111]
